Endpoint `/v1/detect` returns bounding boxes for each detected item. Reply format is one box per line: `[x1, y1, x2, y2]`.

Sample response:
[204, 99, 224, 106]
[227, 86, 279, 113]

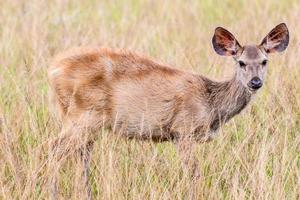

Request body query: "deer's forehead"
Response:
[240, 45, 266, 62]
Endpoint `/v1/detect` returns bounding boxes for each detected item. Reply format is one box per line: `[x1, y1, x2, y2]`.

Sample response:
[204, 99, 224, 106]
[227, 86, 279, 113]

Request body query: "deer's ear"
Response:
[212, 27, 242, 56]
[260, 23, 289, 53]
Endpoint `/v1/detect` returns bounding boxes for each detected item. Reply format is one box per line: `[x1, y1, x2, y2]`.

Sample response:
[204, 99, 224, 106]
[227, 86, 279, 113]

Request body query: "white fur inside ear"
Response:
[264, 37, 281, 50]
[229, 40, 239, 54]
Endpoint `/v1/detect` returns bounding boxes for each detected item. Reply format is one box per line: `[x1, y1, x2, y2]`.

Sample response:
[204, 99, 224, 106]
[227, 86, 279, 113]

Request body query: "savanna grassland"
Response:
[0, 0, 300, 199]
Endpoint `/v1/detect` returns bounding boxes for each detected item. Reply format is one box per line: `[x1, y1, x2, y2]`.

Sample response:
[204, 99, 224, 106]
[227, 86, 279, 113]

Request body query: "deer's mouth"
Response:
[247, 86, 260, 94]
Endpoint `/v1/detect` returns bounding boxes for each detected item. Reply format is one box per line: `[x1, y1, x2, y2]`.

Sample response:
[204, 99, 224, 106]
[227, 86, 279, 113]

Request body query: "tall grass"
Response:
[0, 0, 299, 199]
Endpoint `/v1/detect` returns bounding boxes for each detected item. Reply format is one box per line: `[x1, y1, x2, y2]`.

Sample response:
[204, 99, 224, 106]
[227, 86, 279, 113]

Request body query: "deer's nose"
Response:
[248, 77, 262, 90]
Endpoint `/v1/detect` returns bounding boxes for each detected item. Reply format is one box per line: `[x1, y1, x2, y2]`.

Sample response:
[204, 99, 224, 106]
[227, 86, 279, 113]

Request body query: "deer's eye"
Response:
[238, 61, 246, 68]
[262, 60, 268, 66]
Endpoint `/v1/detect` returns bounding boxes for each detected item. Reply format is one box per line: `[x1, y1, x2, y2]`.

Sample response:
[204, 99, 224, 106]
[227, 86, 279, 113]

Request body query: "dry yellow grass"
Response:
[0, 0, 299, 199]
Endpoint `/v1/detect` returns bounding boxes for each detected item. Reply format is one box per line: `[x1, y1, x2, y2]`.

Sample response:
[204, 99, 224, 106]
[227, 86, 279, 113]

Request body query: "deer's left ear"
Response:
[260, 23, 289, 53]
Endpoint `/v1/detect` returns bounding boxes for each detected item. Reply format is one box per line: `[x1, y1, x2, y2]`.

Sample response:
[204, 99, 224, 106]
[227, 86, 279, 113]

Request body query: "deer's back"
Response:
[48, 47, 209, 139]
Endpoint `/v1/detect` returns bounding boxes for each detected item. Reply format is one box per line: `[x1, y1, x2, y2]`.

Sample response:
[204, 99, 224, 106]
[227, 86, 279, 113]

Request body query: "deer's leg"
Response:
[48, 111, 102, 200]
[175, 138, 200, 200]
[74, 141, 94, 200]
[49, 165, 58, 200]
[48, 127, 75, 200]
[48, 126, 96, 200]
[175, 138, 200, 179]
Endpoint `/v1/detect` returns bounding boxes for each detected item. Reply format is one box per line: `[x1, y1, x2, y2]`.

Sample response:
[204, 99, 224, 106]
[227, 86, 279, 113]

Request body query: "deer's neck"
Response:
[207, 74, 252, 131]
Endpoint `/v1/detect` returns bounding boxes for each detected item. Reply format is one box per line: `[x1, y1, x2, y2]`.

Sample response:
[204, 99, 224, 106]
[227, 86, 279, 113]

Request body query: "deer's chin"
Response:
[247, 87, 259, 94]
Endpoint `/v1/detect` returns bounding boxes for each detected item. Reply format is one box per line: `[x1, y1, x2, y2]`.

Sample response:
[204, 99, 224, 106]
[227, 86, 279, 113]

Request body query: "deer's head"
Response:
[212, 23, 289, 92]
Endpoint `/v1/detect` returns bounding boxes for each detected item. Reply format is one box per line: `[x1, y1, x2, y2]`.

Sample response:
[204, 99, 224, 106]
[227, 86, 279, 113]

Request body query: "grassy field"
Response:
[0, 0, 300, 199]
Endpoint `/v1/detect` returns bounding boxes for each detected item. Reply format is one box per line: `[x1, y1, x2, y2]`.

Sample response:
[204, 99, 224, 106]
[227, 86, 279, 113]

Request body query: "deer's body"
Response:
[48, 24, 289, 200]
[49, 48, 252, 142]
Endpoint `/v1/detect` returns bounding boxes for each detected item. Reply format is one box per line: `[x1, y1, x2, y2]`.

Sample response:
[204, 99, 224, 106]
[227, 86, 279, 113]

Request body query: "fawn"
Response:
[48, 23, 289, 199]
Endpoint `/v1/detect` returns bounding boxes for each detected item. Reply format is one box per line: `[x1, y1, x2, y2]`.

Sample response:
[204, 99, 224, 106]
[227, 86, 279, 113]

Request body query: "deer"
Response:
[47, 23, 289, 199]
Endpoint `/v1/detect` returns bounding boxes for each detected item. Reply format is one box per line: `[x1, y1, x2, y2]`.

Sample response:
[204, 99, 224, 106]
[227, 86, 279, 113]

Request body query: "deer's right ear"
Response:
[212, 27, 242, 56]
